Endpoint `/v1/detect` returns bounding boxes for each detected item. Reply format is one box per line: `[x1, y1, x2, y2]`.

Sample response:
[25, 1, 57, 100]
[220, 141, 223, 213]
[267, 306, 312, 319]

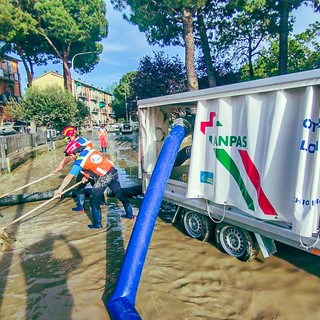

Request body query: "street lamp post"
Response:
[71, 51, 96, 129]
[123, 82, 129, 122]
[71, 51, 95, 97]
[124, 84, 128, 122]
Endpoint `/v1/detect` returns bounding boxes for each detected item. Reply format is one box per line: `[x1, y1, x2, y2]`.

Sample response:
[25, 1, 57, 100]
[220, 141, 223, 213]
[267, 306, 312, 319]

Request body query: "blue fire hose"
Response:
[107, 117, 193, 319]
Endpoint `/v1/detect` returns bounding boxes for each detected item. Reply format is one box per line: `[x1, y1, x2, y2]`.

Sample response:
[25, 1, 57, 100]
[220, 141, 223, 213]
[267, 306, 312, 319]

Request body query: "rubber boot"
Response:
[72, 193, 85, 212]
[88, 207, 102, 229]
[123, 202, 134, 219]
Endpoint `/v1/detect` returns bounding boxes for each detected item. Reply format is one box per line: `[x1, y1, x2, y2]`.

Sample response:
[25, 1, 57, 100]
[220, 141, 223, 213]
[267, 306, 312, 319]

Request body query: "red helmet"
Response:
[65, 141, 81, 155]
[63, 126, 77, 137]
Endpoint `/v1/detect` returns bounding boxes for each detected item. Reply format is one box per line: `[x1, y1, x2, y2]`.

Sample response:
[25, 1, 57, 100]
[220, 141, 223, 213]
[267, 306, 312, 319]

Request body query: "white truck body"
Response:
[138, 69, 320, 258]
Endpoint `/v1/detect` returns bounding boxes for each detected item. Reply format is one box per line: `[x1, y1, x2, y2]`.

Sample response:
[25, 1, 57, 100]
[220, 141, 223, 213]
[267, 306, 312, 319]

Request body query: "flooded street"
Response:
[0, 131, 320, 320]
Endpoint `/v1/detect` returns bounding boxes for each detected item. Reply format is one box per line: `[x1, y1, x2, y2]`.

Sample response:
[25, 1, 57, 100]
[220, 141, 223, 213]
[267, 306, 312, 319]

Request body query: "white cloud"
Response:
[102, 42, 129, 52]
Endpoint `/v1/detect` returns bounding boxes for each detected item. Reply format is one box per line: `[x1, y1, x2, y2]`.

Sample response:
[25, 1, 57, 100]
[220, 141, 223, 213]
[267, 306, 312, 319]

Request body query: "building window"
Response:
[0, 69, 3, 77]
[14, 73, 19, 81]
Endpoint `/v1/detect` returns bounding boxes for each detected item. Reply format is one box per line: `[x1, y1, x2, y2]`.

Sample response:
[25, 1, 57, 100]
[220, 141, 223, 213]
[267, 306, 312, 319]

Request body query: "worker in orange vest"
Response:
[98, 124, 108, 152]
[53, 126, 94, 212]
[55, 145, 135, 228]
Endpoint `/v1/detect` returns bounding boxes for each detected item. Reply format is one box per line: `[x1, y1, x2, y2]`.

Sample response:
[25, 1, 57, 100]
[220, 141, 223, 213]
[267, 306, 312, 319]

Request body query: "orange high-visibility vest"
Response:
[75, 149, 114, 177]
[98, 128, 107, 137]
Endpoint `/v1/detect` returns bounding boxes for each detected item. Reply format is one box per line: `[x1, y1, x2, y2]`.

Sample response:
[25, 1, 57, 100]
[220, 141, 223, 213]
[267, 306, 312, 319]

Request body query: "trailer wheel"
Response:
[181, 211, 213, 242]
[215, 223, 259, 262]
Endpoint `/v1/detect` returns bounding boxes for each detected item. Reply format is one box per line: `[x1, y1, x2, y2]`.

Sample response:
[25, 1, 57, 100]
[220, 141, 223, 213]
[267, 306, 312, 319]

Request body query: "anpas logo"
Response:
[90, 154, 103, 164]
[210, 135, 247, 148]
[200, 171, 213, 185]
[200, 112, 278, 216]
[200, 111, 247, 148]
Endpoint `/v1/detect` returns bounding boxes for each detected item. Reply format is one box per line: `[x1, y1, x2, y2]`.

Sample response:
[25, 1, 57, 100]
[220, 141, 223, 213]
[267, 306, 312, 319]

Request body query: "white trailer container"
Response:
[138, 69, 320, 261]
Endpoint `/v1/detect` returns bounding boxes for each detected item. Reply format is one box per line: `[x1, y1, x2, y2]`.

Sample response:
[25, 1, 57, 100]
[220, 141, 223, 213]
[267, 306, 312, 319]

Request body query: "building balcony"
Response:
[78, 91, 88, 98]
[91, 94, 100, 101]
[0, 69, 19, 83]
[0, 93, 21, 104]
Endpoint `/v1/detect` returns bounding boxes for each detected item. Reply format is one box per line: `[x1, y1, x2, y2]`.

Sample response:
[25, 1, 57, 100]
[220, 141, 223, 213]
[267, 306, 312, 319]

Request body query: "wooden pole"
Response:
[0, 181, 82, 231]
[0, 173, 54, 199]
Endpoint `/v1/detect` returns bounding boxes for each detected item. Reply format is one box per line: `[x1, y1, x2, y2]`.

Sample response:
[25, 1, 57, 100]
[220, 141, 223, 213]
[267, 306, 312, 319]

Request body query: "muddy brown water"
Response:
[0, 131, 320, 320]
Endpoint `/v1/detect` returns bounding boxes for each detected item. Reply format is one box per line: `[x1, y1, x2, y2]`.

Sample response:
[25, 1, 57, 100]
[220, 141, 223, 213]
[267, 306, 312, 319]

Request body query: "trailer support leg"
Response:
[171, 206, 181, 224]
[254, 233, 277, 258]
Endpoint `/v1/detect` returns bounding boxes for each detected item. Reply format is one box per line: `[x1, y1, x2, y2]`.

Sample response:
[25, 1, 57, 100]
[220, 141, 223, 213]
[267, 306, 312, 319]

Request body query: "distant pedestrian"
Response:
[98, 124, 107, 152]
[54, 146, 135, 229]
[52, 126, 94, 212]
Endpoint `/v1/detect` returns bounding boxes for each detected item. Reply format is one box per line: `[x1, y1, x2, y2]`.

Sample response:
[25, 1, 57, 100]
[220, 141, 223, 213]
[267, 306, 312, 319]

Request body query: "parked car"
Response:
[13, 120, 28, 134]
[120, 122, 133, 134]
[0, 122, 18, 135]
[131, 121, 139, 131]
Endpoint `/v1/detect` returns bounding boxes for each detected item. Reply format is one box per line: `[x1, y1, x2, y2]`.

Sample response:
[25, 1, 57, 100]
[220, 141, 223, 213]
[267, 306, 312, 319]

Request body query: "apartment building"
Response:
[75, 80, 114, 128]
[0, 56, 22, 123]
[33, 71, 114, 128]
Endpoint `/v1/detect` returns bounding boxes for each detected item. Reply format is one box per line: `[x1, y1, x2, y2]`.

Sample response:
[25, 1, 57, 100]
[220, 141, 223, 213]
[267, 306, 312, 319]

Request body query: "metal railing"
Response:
[0, 132, 48, 172]
[2, 132, 47, 155]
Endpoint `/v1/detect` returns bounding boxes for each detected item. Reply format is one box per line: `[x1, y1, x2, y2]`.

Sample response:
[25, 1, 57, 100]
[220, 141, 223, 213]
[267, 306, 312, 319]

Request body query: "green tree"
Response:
[195, 3, 218, 87]
[0, 0, 48, 87]
[112, 72, 137, 121]
[239, 23, 320, 79]
[132, 51, 187, 99]
[6, 85, 89, 131]
[265, 0, 320, 75]
[213, 1, 273, 80]
[111, 0, 207, 91]
[37, 0, 108, 91]
[0, 0, 108, 91]
[112, 52, 187, 120]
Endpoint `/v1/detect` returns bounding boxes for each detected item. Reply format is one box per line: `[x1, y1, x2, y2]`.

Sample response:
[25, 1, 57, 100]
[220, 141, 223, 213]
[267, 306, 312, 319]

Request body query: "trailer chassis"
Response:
[144, 175, 320, 260]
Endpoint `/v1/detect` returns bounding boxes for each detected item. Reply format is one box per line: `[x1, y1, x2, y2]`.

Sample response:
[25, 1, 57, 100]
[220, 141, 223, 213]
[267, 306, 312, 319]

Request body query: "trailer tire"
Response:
[215, 223, 259, 262]
[181, 210, 213, 242]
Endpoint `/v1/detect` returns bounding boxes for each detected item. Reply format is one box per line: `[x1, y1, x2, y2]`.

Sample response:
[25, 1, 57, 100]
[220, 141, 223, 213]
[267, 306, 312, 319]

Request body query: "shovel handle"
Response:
[0, 181, 83, 231]
[0, 173, 54, 199]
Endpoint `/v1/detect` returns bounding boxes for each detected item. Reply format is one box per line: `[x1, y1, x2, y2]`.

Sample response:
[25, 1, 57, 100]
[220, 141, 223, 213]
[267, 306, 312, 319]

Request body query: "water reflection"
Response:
[102, 203, 126, 303]
[0, 158, 34, 314]
[0, 131, 140, 319]
[20, 233, 82, 319]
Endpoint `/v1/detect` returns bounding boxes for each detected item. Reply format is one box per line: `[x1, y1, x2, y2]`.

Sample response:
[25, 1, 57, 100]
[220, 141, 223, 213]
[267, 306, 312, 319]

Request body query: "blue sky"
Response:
[19, 2, 319, 92]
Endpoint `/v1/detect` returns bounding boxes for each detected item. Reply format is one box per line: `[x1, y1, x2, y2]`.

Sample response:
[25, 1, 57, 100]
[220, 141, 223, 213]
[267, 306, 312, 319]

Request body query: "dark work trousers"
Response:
[91, 167, 133, 222]
[75, 173, 105, 210]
